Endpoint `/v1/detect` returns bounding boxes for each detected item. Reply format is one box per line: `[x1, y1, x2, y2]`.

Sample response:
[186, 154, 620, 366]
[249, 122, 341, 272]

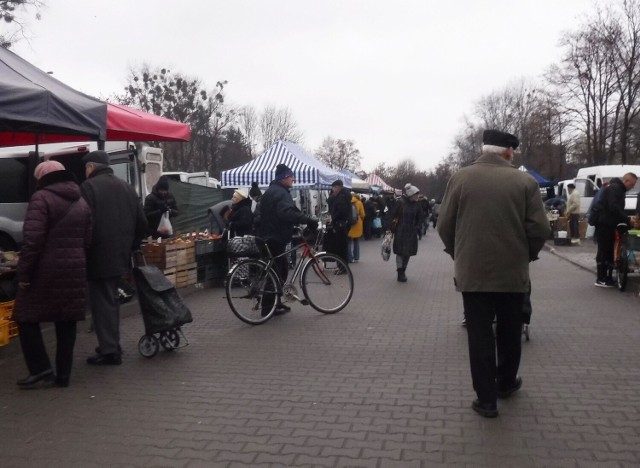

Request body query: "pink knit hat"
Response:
[34, 161, 65, 180]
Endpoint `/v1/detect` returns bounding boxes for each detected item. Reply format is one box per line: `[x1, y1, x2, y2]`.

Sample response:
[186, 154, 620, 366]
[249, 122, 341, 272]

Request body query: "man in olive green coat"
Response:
[437, 129, 551, 418]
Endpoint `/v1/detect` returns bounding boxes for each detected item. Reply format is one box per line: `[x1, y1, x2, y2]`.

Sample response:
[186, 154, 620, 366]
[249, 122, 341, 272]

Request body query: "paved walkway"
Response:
[2, 231, 640, 467]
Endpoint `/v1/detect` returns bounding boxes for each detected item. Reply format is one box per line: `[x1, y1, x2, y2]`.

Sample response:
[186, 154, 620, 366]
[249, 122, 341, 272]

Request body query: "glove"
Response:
[305, 218, 318, 231]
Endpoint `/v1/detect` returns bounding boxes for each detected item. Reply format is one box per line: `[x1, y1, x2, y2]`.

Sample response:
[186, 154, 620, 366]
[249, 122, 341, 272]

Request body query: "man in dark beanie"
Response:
[144, 175, 178, 239]
[81, 150, 147, 365]
[325, 179, 351, 263]
[438, 130, 550, 418]
[258, 164, 318, 316]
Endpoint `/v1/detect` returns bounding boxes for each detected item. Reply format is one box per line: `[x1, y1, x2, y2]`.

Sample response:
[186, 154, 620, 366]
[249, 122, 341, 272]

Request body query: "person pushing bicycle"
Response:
[258, 163, 318, 315]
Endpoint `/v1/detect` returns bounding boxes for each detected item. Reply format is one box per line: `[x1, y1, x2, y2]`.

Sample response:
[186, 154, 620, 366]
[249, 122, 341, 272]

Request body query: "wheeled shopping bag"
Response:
[133, 264, 193, 358]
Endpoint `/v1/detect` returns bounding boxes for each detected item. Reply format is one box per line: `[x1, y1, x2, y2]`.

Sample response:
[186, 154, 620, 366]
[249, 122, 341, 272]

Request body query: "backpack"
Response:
[587, 188, 604, 226]
[349, 203, 359, 226]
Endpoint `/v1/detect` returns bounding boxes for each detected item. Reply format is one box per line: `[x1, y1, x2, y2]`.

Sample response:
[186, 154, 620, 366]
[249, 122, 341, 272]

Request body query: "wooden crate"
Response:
[142, 243, 177, 269]
[162, 267, 177, 287]
[176, 262, 197, 288]
[175, 242, 196, 266]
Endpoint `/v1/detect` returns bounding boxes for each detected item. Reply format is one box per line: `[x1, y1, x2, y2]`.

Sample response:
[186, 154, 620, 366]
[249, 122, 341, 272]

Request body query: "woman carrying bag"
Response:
[144, 176, 178, 239]
[389, 183, 423, 282]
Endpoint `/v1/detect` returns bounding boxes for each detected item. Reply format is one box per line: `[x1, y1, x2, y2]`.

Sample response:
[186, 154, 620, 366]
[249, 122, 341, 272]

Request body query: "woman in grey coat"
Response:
[390, 184, 423, 282]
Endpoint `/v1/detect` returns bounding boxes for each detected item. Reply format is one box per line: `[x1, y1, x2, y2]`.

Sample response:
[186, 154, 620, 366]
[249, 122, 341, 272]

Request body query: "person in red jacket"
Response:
[13, 161, 93, 388]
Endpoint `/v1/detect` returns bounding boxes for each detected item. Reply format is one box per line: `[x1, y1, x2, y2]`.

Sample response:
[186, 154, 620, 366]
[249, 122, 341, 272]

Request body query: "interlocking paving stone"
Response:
[2, 234, 640, 466]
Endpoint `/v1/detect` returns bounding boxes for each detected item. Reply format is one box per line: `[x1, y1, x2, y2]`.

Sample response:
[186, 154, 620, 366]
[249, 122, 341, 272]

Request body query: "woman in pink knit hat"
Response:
[12, 160, 93, 388]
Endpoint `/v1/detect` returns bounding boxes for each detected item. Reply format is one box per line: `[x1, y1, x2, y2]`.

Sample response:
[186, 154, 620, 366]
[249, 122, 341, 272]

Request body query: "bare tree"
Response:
[315, 137, 361, 171]
[259, 105, 303, 151]
[237, 105, 259, 158]
[0, 0, 45, 48]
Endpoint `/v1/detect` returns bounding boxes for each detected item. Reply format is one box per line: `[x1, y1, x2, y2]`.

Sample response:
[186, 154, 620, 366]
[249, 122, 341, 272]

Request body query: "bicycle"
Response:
[613, 223, 640, 291]
[225, 226, 354, 325]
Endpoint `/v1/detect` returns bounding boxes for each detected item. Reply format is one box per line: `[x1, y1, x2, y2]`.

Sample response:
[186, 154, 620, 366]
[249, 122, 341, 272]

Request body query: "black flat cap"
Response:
[482, 130, 519, 149]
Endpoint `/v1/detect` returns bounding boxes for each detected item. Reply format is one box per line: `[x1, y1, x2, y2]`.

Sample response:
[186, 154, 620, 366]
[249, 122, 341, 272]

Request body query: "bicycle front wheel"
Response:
[301, 253, 353, 313]
[225, 259, 279, 324]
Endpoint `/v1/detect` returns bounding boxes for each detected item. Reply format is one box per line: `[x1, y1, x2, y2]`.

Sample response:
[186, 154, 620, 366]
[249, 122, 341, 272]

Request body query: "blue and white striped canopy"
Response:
[221, 140, 351, 189]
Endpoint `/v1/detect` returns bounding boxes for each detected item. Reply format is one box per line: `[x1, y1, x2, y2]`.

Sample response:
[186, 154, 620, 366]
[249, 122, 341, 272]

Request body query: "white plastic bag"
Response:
[157, 210, 173, 236]
[381, 232, 393, 261]
[586, 224, 595, 239]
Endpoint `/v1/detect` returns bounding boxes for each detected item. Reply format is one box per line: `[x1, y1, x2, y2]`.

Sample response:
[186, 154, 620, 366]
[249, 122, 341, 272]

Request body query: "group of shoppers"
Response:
[14, 151, 147, 389]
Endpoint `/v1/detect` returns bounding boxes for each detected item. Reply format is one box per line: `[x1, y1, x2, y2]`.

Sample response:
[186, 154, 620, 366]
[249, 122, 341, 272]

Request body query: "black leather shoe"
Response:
[471, 399, 498, 418]
[17, 369, 55, 388]
[498, 376, 522, 399]
[86, 353, 122, 366]
[274, 304, 291, 315]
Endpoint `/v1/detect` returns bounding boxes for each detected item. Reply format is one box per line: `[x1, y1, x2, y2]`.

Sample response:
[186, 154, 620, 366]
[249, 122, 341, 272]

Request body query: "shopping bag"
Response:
[226, 235, 261, 257]
[381, 232, 393, 261]
[157, 210, 173, 236]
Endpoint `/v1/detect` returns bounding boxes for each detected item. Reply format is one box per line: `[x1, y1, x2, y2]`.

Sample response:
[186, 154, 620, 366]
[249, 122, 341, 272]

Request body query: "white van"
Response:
[573, 165, 640, 214]
[0, 141, 162, 250]
[162, 171, 220, 189]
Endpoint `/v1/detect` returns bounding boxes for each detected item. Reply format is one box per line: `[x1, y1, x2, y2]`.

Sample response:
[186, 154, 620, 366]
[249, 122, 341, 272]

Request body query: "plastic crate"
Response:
[0, 319, 11, 346]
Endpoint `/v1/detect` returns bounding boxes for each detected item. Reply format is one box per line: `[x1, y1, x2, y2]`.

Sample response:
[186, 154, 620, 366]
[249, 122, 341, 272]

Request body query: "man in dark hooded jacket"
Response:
[81, 151, 147, 365]
[593, 173, 637, 287]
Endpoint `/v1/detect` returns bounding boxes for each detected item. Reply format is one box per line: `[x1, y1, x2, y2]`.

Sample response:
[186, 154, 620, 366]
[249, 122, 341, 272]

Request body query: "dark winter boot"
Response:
[397, 268, 407, 282]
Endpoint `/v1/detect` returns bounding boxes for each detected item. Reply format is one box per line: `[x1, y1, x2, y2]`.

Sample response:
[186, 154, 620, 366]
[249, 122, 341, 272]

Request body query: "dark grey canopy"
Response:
[0, 47, 107, 145]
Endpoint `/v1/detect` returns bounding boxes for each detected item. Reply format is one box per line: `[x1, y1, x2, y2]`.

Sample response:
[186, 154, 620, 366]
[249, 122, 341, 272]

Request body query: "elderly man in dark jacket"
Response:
[438, 130, 551, 418]
[258, 164, 317, 315]
[13, 161, 93, 388]
[325, 179, 351, 262]
[81, 151, 147, 365]
[593, 173, 637, 287]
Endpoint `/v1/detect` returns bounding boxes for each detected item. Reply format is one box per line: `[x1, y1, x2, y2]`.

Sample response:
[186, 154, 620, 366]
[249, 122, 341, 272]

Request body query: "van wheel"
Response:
[0, 233, 18, 252]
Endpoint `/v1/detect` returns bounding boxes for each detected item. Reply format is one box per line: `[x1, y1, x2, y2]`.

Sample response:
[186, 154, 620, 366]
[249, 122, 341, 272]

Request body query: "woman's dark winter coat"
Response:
[144, 185, 178, 238]
[229, 197, 254, 237]
[13, 171, 93, 323]
[391, 196, 421, 257]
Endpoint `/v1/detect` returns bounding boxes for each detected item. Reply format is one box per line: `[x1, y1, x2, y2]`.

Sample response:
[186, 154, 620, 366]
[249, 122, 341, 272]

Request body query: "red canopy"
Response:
[0, 103, 190, 147]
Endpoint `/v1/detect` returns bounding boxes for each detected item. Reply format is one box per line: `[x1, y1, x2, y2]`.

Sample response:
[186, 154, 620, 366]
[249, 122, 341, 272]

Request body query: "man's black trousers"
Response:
[462, 292, 524, 404]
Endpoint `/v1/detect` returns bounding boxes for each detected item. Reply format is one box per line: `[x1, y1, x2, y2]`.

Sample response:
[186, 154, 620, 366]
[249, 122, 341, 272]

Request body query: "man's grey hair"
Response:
[482, 144, 510, 155]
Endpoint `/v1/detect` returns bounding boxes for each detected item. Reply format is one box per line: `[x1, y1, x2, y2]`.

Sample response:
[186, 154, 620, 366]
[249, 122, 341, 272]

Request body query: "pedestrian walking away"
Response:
[437, 129, 551, 418]
[13, 161, 93, 388]
[81, 150, 147, 366]
[348, 193, 365, 263]
[390, 183, 423, 282]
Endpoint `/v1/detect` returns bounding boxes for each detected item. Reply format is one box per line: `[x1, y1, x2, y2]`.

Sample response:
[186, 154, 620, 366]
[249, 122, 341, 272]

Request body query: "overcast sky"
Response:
[12, 0, 597, 172]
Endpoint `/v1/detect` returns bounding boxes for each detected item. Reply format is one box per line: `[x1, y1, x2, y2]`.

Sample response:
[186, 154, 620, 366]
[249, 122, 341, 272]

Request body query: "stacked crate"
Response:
[0, 300, 18, 347]
[175, 242, 197, 287]
[196, 238, 226, 282]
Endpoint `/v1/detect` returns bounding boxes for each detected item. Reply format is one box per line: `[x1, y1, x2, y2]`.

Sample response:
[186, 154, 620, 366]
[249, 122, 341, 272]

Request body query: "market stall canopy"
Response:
[221, 140, 351, 189]
[365, 173, 398, 193]
[0, 102, 190, 147]
[105, 103, 190, 142]
[0, 47, 107, 146]
[518, 165, 554, 187]
[340, 169, 370, 192]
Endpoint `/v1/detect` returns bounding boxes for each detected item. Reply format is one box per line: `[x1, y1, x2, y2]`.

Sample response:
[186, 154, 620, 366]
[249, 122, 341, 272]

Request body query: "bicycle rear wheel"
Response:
[225, 259, 279, 324]
[301, 253, 353, 313]
[616, 245, 629, 291]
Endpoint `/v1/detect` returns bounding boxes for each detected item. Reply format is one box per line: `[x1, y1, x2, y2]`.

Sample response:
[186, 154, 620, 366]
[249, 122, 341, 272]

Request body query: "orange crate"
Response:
[0, 319, 10, 346]
[0, 300, 17, 340]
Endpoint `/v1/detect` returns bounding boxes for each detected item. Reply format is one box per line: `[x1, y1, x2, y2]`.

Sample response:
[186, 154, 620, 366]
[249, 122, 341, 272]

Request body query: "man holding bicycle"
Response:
[258, 164, 318, 315]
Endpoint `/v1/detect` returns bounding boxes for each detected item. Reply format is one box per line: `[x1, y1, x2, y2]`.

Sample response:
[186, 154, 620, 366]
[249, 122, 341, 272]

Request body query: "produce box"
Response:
[162, 267, 177, 287]
[176, 262, 197, 288]
[175, 242, 196, 266]
[142, 243, 178, 269]
[555, 217, 568, 231]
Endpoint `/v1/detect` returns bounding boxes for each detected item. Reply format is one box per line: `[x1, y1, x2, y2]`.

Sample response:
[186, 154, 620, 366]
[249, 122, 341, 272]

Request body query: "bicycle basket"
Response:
[226, 235, 261, 257]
